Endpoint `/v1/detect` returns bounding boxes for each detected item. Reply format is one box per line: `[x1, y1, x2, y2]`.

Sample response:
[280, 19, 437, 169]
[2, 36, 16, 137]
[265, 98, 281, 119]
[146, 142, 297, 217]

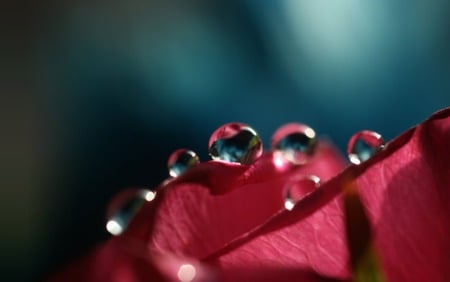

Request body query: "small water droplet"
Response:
[167, 149, 200, 177]
[272, 123, 318, 164]
[347, 130, 385, 165]
[208, 123, 263, 165]
[284, 175, 320, 211]
[106, 189, 156, 235]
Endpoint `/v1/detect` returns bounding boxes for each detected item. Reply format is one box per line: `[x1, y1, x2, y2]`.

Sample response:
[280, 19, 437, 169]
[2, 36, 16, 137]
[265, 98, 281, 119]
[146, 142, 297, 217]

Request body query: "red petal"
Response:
[356, 108, 450, 281]
[49, 237, 218, 282]
[49, 238, 165, 282]
[208, 191, 350, 280]
[127, 141, 346, 259]
[205, 108, 450, 281]
[218, 266, 348, 282]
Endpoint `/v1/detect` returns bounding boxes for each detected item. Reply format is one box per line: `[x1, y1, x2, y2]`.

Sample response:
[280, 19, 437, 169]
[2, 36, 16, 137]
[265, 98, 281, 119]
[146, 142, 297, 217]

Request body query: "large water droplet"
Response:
[167, 149, 200, 177]
[272, 123, 318, 164]
[284, 175, 320, 211]
[347, 130, 385, 165]
[106, 188, 156, 235]
[208, 123, 263, 165]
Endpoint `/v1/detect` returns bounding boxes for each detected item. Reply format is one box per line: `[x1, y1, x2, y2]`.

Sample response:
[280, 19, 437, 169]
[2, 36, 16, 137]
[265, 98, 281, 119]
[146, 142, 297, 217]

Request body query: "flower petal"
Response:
[127, 142, 346, 259]
[218, 265, 348, 282]
[208, 190, 350, 280]
[49, 237, 218, 282]
[206, 108, 450, 281]
[49, 238, 165, 282]
[357, 108, 450, 281]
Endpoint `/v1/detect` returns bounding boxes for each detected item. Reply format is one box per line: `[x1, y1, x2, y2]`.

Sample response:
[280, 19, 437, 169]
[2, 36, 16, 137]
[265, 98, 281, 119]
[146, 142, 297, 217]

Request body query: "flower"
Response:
[50, 108, 450, 282]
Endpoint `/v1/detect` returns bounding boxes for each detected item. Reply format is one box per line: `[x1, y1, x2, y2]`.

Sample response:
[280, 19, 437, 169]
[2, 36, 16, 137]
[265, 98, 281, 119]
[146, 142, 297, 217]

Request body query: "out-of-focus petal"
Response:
[49, 237, 218, 282]
[49, 237, 165, 282]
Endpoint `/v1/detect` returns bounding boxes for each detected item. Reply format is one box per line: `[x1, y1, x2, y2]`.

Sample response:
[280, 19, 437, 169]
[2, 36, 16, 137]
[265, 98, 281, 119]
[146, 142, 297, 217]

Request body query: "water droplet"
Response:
[177, 264, 196, 282]
[208, 123, 263, 165]
[106, 189, 156, 235]
[271, 123, 318, 164]
[347, 130, 385, 165]
[167, 149, 200, 177]
[284, 175, 320, 211]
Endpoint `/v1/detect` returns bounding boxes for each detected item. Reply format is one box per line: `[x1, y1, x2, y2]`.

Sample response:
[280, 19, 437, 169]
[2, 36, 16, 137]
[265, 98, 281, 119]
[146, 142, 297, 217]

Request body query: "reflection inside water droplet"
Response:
[272, 123, 317, 164]
[347, 130, 385, 165]
[284, 175, 320, 211]
[208, 123, 263, 165]
[167, 149, 200, 177]
[105, 189, 156, 235]
[177, 264, 196, 282]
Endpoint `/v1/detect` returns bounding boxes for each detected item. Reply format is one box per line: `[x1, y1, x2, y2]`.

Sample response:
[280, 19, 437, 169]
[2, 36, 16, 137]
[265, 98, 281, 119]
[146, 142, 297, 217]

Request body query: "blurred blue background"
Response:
[2, 0, 449, 280]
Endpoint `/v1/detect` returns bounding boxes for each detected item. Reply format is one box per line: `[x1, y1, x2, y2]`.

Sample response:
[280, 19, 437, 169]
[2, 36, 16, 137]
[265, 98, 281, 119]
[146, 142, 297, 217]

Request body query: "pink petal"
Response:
[218, 266, 348, 282]
[356, 108, 450, 281]
[49, 237, 165, 282]
[49, 237, 217, 282]
[127, 142, 346, 259]
[204, 108, 450, 281]
[208, 190, 350, 280]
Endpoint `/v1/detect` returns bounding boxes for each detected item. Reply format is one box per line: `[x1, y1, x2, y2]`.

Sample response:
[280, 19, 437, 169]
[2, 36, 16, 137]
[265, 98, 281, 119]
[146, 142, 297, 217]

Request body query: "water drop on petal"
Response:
[105, 188, 156, 235]
[167, 149, 200, 177]
[347, 130, 385, 165]
[284, 175, 320, 211]
[271, 123, 318, 164]
[208, 123, 263, 165]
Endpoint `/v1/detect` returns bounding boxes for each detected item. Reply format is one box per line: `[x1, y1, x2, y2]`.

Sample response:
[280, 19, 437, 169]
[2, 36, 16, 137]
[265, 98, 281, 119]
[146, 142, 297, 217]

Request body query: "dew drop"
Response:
[271, 123, 318, 164]
[208, 122, 263, 165]
[106, 188, 156, 235]
[284, 175, 320, 211]
[347, 130, 385, 165]
[167, 149, 200, 177]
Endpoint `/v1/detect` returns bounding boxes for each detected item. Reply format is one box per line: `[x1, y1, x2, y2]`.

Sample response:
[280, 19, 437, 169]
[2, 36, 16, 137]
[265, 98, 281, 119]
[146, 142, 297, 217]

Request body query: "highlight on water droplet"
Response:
[105, 188, 156, 236]
[144, 190, 157, 201]
[177, 263, 197, 282]
[105, 219, 123, 236]
[284, 175, 320, 211]
[167, 149, 200, 177]
[271, 123, 318, 164]
[208, 122, 263, 165]
[347, 130, 385, 165]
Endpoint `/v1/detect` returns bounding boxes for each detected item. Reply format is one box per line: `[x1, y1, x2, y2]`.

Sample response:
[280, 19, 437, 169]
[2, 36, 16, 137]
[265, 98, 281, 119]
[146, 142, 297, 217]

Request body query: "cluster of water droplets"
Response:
[106, 122, 385, 235]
